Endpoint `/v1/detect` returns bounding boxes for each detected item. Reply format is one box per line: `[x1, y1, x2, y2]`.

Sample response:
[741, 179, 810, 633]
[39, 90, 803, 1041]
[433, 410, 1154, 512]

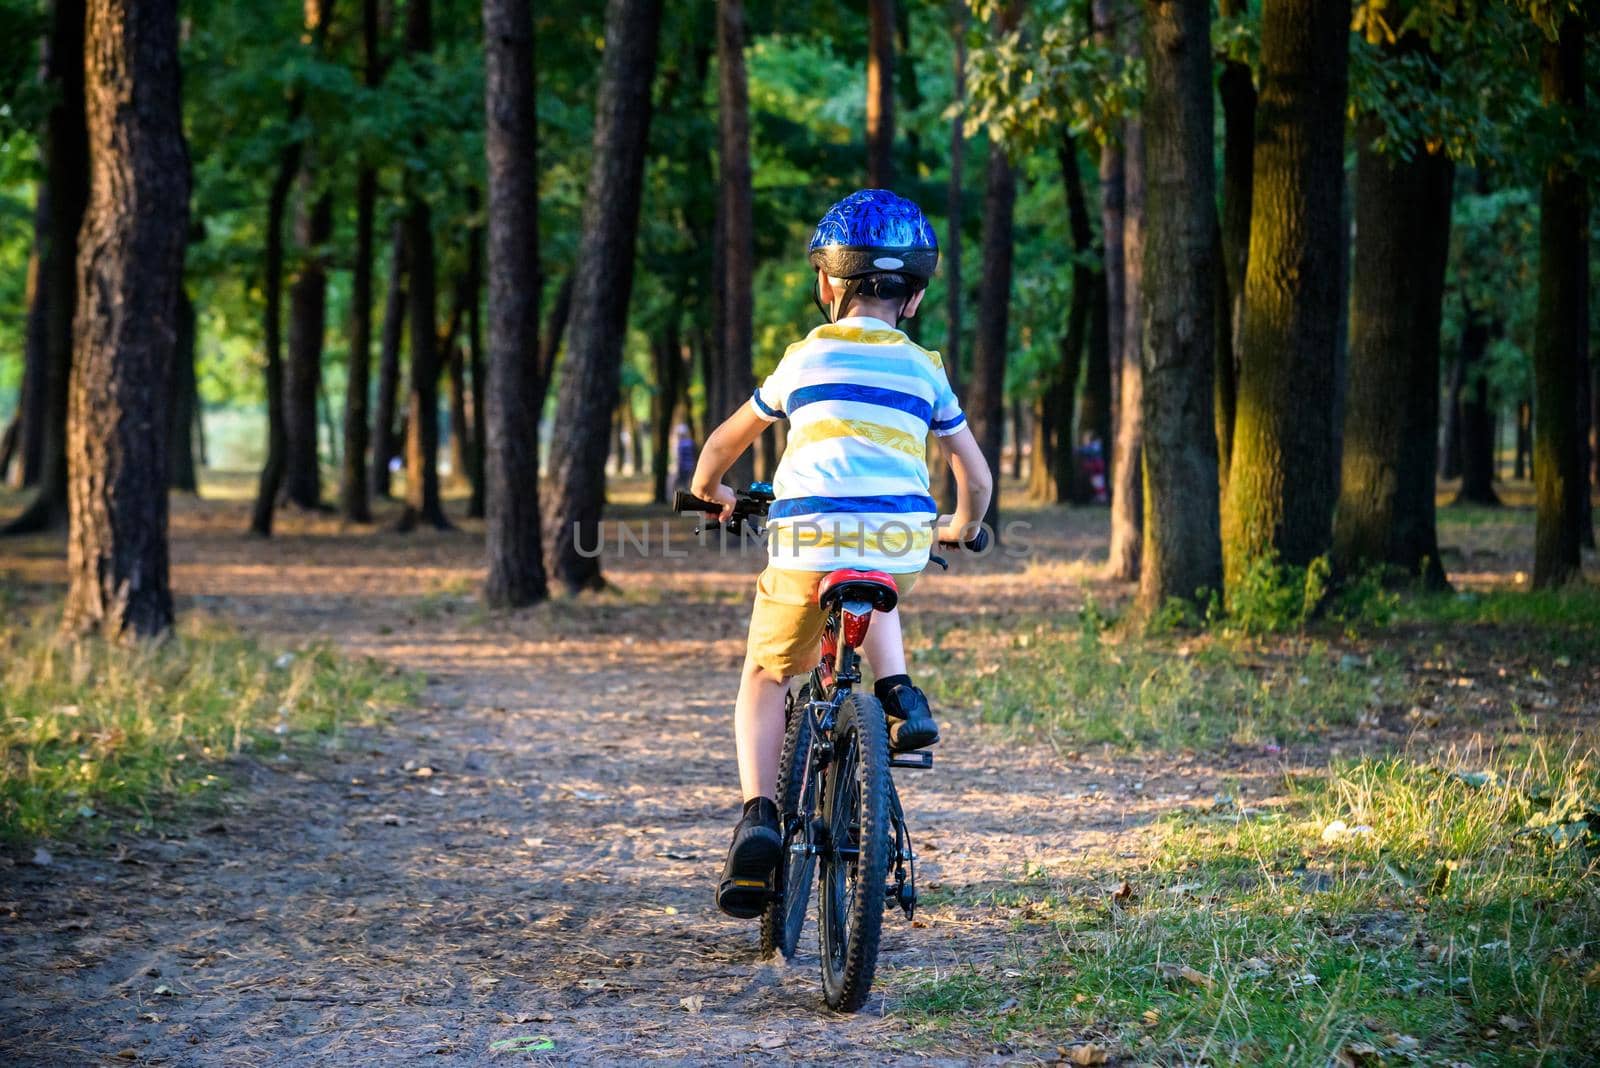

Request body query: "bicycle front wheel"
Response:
[817, 691, 891, 1012]
[760, 683, 816, 960]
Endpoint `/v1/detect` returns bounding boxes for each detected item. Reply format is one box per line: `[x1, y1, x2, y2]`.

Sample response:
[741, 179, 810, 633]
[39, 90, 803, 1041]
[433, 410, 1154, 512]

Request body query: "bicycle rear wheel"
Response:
[817, 691, 891, 1012]
[760, 683, 817, 959]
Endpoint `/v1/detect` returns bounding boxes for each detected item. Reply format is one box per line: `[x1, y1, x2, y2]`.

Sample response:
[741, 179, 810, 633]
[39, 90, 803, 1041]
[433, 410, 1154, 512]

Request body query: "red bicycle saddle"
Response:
[817, 569, 899, 613]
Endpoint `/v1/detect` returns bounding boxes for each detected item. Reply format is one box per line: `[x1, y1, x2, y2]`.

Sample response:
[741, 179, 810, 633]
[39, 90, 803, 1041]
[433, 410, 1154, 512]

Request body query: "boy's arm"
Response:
[935, 425, 994, 544]
[690, 400, 770, 520]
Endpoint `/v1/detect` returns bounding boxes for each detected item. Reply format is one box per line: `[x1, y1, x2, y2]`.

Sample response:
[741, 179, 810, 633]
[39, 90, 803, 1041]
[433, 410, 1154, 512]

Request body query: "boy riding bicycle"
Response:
[689, 189, 993, 919]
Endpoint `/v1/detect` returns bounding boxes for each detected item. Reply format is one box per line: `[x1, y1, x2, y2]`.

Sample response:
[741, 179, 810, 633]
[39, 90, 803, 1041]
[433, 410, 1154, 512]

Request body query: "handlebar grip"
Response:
[673, 491, 722, 515]
[963, 526, 991, 553]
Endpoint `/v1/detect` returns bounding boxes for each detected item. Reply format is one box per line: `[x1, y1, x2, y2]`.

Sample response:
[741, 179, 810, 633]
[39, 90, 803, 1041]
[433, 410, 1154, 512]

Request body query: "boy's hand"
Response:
[699, 483, 738, 522]
[935, 514, 976, 546]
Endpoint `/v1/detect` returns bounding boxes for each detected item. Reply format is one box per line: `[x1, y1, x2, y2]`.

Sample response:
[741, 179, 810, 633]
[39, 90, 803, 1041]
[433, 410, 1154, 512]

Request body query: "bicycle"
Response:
[674, 482, 985, 1011]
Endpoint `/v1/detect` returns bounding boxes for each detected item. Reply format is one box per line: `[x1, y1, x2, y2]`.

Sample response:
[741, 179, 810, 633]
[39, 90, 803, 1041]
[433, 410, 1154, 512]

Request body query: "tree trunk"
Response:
[1440, 338, 1465, 480]
[1009, 401, 1025, 481]
[542, 0, 664, 592]
[340, 0, 383, 525]
[247, 121, 303, 536]
[536, 273, 574, 413]
[167, 289, 198, 492]
[866, 0, 894, 187]
[10, 185, 52, 488]
[371, 222, 407, 500]
[1057, 129, 1096, 503]
[650, 321, 683, 504]
[465, 188, 486, 519]
[1333, 105, 1452, 588]
[717, 0, 754, 490]
[397, 0, 450, 532]
[483, 0, 548, 606]
[447, 309, 469, 485]
[1221, 0, 1350, 590]
[1137, 0, 1221, 614]
[1107, 107, 1145, 582]
[4, 0, 88, 535]
[63, 0, 188, 639]
[1453, 308, 1500, 506]
[284, 182, 332, 510]
[1531, 16, 1588, 588]
[1515, 398, 1530, 481]
[1214, 0, 1254, 490]
[969, 137, 1015, 536]
[937, 0, 966, 514]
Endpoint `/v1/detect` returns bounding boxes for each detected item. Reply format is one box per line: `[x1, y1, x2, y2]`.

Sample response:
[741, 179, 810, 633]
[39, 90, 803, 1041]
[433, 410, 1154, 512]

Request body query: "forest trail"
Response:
[2, 498, 1278, 1065]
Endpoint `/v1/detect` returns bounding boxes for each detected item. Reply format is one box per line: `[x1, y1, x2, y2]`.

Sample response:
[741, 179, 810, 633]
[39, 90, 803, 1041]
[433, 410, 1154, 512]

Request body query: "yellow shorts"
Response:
[746, 566, 920, 678]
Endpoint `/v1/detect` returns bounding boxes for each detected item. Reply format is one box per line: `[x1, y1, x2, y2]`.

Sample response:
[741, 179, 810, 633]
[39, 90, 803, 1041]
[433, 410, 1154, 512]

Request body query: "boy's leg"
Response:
[860, 604, 940, 751]
[733, 653, 789, 801]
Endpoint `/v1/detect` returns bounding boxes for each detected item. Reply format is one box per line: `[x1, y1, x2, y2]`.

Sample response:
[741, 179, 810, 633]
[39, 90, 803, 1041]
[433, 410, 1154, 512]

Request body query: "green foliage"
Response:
[962, 0, 1135, 152]
[1224, 552, 1332, 636]
[901, 744, 1600, 1062]
[0, 605, 417, 843]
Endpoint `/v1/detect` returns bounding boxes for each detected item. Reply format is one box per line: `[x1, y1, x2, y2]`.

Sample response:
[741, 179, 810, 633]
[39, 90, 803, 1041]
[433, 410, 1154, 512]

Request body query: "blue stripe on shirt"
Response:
[751, 388, 783, 418]
[931, 411, 966, 432]
[769, 493, 939, 519]
[786, 383, 934, 424]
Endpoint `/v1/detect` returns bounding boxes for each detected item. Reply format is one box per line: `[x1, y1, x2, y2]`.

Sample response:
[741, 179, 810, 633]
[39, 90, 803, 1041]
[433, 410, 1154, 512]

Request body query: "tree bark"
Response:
[937, 0, 966, 514]
[483, 0, 548, 606]
[340, 0, 383, 525]
[284, 180, 332, 510]
[1056, 129, 1096, 503]
[4, 0, 87, 535]
[1137, 0, 1221, 614]
[867, 0, 894, 187]
[1221, 0, 1350, 590]
[372, 222, 406, 499]
[1515, 398, 1530, 481]
[167, 289, 198, 492]
[397, 0, 450, 532]
[717, 0, 754, 490]
[63, 0, 188, 639]
[536, 272, 574, 413]
[1531, 16, 1588, 588]
[1453, 307, 1501, 506]
[1333, 105, 1452, 588]
[542, 0, 664, 593]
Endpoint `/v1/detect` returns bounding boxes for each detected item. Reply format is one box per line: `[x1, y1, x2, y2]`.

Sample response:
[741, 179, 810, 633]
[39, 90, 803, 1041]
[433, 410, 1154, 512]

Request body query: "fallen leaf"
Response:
[1497, 1014, 1526, 1033]
[1180, 966, 1213, 990]
[754, 1035, 787, 1049]
[114, 1050, 138, 1061]
[1384, 1033, 1421, 1051]
[489, 1035, 555, 1053]
[1110, 879, 1136, 906]
[413, 766, 435, 778]
[577, 978, 612, 991]
[151, 984, 175, 996]
[1337, 1041, 1380, 1066]
[680, 995, 704, 1013]
[1068, 1042, 1109, 1065]
[31, 847, 52, 867]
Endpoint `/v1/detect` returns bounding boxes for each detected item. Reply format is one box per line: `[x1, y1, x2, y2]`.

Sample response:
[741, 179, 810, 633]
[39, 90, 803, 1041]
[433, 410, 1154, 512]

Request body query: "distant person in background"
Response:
[1077, 431, 1107, 504]
[673, 423, 696, 493]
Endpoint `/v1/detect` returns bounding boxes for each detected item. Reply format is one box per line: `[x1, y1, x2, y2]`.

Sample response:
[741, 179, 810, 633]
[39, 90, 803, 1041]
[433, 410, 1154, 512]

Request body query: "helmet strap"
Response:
[813, 276, 916, 326]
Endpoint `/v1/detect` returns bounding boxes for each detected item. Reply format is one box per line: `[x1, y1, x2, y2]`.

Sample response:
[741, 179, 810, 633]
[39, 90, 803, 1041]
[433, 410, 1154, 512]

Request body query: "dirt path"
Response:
[1, 499, 1281, 1065]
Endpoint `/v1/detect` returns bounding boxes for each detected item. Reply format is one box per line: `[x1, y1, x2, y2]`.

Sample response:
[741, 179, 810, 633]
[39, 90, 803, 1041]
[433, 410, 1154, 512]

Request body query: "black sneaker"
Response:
[884, 684, 940, 751]
[716, 797, 781, 919]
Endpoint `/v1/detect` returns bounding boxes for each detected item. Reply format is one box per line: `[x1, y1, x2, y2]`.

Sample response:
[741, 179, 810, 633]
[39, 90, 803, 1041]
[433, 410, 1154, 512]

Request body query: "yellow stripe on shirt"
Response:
[769, 524, 934, 555]
[785, 416, 927, 460]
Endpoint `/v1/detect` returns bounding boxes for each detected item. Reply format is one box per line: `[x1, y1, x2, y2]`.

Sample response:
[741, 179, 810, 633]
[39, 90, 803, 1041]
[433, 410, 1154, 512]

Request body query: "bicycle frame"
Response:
[786, 598, 921, 920]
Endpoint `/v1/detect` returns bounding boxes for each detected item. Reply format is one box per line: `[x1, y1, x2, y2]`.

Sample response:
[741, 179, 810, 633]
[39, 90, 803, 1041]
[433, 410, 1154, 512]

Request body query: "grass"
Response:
[899, 743, 1600, 1065]
[915, 612, 1405, 750]
[0, 602, 417, 844]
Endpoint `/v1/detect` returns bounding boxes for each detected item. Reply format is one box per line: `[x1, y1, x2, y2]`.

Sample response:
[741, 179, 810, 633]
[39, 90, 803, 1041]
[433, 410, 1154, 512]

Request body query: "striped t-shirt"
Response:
[751, 316, 967, 573]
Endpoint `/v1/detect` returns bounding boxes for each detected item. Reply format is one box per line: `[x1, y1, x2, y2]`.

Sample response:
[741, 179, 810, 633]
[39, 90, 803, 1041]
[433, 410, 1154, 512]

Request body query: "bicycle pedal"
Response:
[889, 751, 934, 770]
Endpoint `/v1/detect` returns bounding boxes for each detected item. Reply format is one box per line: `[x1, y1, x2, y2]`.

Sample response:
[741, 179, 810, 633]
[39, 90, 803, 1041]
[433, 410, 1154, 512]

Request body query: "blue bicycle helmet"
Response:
[807, 189, 939, 323]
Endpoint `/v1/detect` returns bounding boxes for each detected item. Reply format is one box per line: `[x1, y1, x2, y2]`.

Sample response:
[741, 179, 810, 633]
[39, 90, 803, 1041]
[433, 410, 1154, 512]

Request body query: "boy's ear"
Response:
[902, 288, 926, 319]
[817, 270, 836, 303]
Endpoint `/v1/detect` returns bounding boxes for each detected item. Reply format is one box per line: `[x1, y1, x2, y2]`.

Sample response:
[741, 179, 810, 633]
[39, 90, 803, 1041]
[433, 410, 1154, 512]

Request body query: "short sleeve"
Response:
[752, 356, 795, 422]
[929, 364, 966, 437]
